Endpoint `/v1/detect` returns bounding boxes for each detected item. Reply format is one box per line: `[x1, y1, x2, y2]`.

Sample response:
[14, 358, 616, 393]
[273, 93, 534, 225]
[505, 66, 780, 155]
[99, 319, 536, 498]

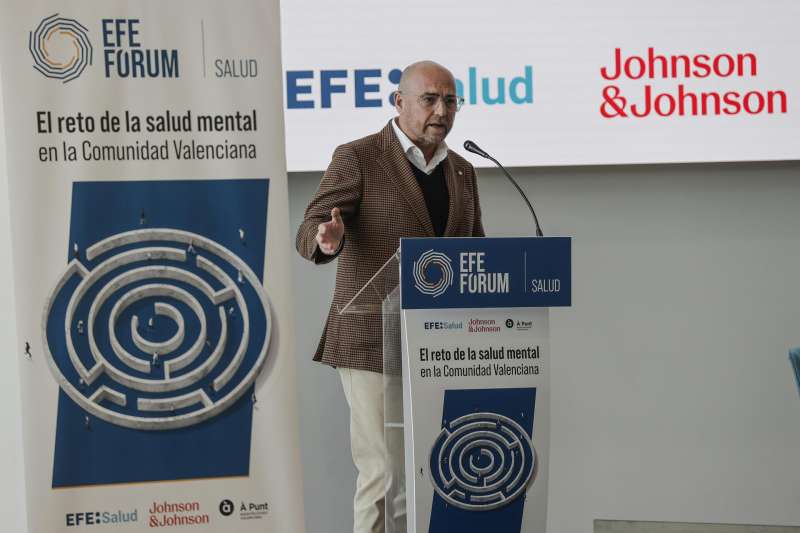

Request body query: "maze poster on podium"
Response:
[0, 2, 304, 532]
[400, 237, 571, 533]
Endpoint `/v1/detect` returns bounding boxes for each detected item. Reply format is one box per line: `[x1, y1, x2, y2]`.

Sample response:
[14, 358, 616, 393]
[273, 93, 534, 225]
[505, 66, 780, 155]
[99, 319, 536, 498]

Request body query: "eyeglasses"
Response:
[397, 91, 465, 112]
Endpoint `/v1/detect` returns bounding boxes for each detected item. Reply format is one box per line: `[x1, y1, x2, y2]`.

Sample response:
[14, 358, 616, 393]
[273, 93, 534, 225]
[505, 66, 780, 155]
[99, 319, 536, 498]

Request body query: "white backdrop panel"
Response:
[280, 0, 800, 171]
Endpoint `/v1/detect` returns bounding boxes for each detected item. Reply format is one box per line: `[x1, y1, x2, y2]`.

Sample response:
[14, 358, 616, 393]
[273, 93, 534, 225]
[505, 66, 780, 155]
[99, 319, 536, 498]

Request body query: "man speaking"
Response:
[296, 60, 484, 533]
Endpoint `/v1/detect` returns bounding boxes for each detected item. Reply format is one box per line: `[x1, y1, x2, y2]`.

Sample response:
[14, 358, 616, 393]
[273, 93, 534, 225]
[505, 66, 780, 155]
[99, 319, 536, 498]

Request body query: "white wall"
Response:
[0, 76, 29, 532]
[290, 159, 800, 533]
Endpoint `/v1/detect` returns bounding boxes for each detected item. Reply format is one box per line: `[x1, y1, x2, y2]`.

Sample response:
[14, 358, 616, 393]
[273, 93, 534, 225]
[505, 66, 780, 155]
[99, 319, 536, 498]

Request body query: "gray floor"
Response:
[596, 521, 800, 533]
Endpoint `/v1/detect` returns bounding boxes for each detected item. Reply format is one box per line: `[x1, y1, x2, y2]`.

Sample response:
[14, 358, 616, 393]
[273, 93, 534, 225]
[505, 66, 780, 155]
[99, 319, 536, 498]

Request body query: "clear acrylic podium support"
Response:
[337, 251, 406, 533]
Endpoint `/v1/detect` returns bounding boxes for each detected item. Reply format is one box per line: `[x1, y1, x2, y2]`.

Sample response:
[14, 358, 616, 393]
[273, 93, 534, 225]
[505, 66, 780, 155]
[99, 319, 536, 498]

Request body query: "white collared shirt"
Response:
[391, 118, 449, 175]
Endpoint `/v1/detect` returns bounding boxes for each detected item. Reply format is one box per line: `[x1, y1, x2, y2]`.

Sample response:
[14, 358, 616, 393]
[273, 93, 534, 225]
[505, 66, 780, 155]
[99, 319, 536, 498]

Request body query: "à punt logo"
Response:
[29, 14, 93, 83]
[599, 47, 788, 119]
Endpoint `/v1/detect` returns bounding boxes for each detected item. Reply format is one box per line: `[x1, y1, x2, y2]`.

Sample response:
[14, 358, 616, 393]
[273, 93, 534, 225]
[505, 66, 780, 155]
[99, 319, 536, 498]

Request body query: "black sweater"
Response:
[408, 159, 449, 237]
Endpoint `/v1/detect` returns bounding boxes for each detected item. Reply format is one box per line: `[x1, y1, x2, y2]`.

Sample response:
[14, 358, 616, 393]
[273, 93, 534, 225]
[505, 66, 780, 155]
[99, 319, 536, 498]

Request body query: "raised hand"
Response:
[316, 207, 344, 255]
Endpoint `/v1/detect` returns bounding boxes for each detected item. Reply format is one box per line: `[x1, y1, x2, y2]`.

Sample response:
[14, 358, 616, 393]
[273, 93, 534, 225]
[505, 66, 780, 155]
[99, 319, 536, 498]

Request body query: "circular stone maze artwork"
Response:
[42, 228, 272, 430]
[429, 412, 537, 511]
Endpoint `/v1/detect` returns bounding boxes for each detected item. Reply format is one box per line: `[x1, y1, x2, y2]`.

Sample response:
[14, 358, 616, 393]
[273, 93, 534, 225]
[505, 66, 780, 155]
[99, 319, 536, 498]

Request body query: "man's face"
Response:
[396, 65, 457, 151]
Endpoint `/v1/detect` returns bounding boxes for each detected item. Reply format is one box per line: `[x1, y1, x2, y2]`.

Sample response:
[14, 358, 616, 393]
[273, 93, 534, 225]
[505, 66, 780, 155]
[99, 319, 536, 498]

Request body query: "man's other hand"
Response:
[316, 207, 344, 255]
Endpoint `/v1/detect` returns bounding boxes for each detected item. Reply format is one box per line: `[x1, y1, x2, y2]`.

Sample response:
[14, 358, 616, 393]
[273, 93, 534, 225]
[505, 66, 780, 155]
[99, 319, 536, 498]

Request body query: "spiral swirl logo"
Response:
[429, 412, 537, 511]
[42, 228, 272, 431]
[29, 14, 93, 83]
[413, 250, 453, 298]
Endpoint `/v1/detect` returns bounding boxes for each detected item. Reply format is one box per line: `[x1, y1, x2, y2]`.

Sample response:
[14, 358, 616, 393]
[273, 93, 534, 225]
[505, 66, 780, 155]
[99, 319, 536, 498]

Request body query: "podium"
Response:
[338, 237, 571, 533]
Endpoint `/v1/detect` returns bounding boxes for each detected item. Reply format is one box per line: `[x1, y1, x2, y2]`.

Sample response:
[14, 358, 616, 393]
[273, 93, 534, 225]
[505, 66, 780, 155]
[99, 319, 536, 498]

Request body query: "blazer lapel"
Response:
[442, 154, 464, 237]
[378, 122, 436, 236]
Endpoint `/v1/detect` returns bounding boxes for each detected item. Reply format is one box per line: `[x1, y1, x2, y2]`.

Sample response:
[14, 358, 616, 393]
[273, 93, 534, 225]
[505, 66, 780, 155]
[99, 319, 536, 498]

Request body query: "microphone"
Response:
[463, 140, 544, 237]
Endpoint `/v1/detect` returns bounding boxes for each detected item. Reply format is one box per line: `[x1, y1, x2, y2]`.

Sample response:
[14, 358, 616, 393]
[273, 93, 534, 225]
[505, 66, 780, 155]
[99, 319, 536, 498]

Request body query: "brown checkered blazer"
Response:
[296, 120, 485, 373]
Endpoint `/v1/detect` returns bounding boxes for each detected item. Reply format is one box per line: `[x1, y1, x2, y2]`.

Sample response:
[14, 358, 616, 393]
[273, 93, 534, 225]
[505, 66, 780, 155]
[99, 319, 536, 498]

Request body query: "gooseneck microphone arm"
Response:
[463, 140, 544, 237]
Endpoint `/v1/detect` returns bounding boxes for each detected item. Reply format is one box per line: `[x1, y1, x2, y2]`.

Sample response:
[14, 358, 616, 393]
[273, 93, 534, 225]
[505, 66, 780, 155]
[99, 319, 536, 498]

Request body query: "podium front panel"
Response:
[399, 237, 571, 533]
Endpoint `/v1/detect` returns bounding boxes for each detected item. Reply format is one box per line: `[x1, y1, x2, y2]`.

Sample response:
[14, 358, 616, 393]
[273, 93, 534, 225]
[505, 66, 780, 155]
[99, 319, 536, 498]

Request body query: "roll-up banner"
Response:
[280, 0, 800, 171]
[0, 1, 305, 532]
[400, 237, 571, 533]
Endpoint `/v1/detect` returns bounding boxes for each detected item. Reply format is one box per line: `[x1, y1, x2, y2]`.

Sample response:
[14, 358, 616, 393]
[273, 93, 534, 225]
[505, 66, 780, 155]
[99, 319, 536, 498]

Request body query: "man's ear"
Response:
[393, 90, 404, 113]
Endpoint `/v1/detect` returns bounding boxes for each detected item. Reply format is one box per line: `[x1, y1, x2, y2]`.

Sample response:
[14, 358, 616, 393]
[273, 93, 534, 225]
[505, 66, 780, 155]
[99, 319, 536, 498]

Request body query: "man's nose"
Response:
[433, 96, 448, 115]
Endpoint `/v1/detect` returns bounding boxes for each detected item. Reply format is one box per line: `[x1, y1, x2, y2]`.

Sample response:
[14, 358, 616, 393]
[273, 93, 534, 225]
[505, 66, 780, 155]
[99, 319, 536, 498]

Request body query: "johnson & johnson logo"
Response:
[599, 47, 788, 119]
[148, 501, 209, 528]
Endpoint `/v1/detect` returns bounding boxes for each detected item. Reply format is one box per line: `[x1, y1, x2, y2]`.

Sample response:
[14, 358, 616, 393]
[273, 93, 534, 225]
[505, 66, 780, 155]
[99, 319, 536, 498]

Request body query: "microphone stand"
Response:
[463, 140, 543, 237]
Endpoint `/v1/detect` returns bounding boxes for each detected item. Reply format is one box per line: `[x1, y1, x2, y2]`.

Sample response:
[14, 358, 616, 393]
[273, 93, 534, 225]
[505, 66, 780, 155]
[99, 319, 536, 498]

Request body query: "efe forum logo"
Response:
[29, 14, 179, 82]
[29, 14, 92, 83]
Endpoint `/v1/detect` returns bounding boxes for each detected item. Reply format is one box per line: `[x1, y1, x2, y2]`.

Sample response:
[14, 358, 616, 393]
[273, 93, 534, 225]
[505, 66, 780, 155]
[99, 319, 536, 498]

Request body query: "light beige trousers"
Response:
[338, 367, 405, 533]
